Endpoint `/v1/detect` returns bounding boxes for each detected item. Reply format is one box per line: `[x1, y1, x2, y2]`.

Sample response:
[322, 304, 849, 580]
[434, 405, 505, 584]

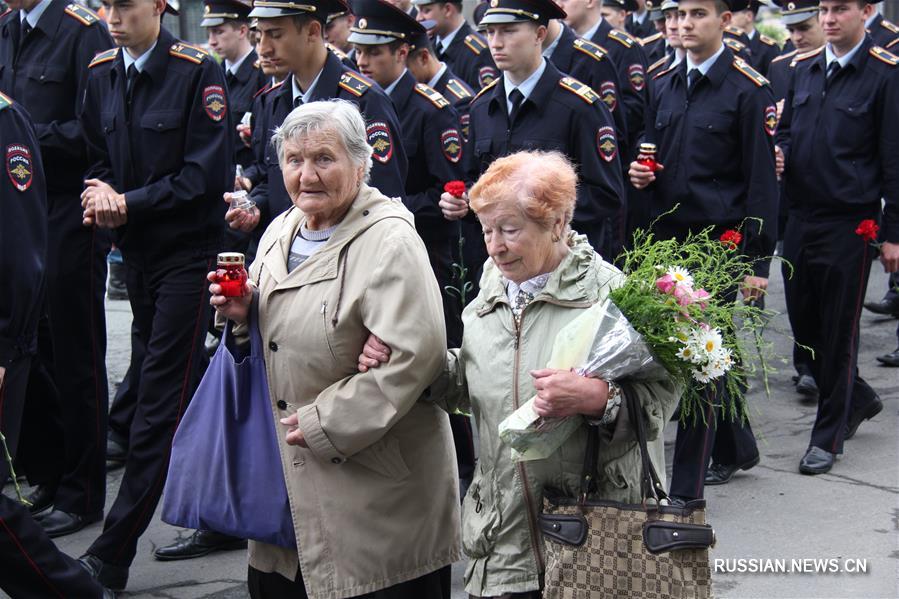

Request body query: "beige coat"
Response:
[234, 184, 462, 598]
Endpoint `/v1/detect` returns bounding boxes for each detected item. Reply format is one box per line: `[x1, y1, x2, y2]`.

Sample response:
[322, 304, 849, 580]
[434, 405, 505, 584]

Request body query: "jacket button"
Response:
[331, 457, 343, 464]
[362, 209, 369, 216]
[157, 123, 164, 129]
[276, 400, 287, 410]
[269, 341, 278, 351]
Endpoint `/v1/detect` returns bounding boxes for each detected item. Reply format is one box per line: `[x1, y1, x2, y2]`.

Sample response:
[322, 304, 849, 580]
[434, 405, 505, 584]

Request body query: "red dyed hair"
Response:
[469, 150, 577, 231]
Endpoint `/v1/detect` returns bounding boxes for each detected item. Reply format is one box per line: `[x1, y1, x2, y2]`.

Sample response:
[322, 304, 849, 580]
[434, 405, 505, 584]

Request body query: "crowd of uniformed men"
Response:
[0, 0, 897, 593]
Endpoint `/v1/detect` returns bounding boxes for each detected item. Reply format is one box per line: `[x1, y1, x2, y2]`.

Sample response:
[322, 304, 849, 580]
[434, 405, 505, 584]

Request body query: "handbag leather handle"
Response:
[579, 386, 669, 505]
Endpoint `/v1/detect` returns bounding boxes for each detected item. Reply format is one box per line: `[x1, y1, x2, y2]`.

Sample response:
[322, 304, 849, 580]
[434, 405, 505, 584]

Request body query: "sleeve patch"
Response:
[441, 129, 463, 163]
[559, 76, 599, 104]
[599, 81, 617, 112]
[444, 78, 472, 100]
[732, 58, 769, 86]
[870, 46, 898, 66]
[765, 105, 777, 136]
[6, 143, 34, 192]
[170, 42, 209, 64]
[339, 72, 372, 97]
[573, 38, 607, 62]
[478, 65, 498, 88]
[414, 83, 450, 109]
[609, 29, 636, 48]
[628, 63, 646, 92]
[367, 121, 394, 163]
[64, 3, 100, 26]
[597, 126, 617, 163]
[204, 85, 227, 122]
[88, 48, 119, 68]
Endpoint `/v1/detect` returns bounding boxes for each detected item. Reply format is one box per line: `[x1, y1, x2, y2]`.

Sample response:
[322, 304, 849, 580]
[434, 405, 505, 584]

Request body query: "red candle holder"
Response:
[637, 143, 660, 172]
[216, 252, 247, 297]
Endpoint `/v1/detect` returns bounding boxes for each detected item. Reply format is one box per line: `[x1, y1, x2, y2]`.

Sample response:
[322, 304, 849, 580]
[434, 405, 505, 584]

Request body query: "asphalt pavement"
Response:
[3, 264, 897, 599]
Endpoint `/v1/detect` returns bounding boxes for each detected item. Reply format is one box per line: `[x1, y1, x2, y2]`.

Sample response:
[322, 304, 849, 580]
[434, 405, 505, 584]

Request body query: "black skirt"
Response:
[248, 564, 452, 599]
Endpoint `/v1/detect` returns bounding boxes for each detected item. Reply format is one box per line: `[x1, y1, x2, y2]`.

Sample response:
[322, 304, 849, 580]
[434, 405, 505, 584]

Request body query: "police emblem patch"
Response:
[441, 129, 463, 163]
[6, 144, 33, 192]
[460, 114, 470, 142]
[203, 85, 227, 122]
[628, 63, 645, 92]
[478, 66, 498, 88]
[599, 81, 617, 112]
[367, 121, 393, 163]
[765, 105, 777, 136]
[596, 127, 617, 163]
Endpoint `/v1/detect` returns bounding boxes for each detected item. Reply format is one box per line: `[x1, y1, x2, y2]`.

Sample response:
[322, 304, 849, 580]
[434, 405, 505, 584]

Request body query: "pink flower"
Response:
[656, 274, 676, 294]
[673, 285, 694, 306]
[693, 288, 710, 309]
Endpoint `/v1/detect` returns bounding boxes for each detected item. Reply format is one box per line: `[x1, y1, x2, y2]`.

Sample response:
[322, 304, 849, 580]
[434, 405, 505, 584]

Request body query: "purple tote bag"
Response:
[162, 304, 296, 548]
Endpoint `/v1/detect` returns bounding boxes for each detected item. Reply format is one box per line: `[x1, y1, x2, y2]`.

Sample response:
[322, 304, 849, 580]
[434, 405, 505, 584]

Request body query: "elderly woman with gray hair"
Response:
[209, 99, 461, 599]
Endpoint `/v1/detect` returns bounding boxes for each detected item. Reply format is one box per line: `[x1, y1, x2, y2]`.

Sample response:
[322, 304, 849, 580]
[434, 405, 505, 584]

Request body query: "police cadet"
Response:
[727, 0, 779, 74]
[540, 16, 630, 158]
[0, 0, 114, 536]
[202, 0, 268, 170]
[325, 10, 358, 64]
[767, 0, 825, 99]
[775, 0, 898, 475]
[413, 0, 499, 89]
[224, 0, 407, 240]
[404, 29, 475, 125]
[722, 22, 755, 61]
[866, 2, 899, 46]
[75, 0, 232, 588]
[0, 91, 114, 599]
[627, 0, 658, 36]
[640, 0, 668, 63]
[646, 0, 683, 75]
[766, 0, 824, 399]
[440, 0, 624, 258]
[349, 0, 464, 343]
[630, 0, 777, 500]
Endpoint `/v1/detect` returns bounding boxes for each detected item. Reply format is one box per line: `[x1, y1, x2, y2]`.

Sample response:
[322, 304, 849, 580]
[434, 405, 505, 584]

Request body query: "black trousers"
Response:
[87, 254, 212, 567]
[669, 386, 758, 500]
[0, 356, 106, 599]
[247, 564, 452, 599]
[43, 194, 110, 516]
[782, 213, 879, 455]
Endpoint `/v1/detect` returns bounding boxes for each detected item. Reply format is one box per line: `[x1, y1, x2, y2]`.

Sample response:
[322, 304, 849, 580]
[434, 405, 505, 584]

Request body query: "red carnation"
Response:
[444, 180, 466, 199]
[720, 229, 743, 250]
[855, 219, 879, 242]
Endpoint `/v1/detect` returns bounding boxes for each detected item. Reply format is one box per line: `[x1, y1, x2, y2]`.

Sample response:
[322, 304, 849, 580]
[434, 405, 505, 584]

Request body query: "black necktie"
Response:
[825, 61, 841, 89]
[687, 68, 702, 95]
[435, 40, 445, 60]
[509, 88, 524, 123]
[226, 70, 236, 88]
[293, 96, 303, 109]
[126, 64, 139, 97]
[19, 20, 32, 53]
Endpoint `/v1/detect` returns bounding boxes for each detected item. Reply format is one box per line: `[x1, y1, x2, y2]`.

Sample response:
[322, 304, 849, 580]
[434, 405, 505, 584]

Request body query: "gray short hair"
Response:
[271, 99, 373, 181]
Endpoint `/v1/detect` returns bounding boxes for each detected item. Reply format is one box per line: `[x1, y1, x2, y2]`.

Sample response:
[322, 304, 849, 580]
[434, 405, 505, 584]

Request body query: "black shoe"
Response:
[704, 455, 760, 485]
[153, 530, 247, 561]
[78, 554, 129, 592]
[24, 484, 56, 518]
[845, 397, 883, 440]
[106, 262, 128, 301]
[795, 374, 819, 398]
[106, 429, 128, 462]
[863, 297, 899, 317]
[876, 349, 899, 367]
[39, 509, 102, 538]
[799, 447, 834, 475]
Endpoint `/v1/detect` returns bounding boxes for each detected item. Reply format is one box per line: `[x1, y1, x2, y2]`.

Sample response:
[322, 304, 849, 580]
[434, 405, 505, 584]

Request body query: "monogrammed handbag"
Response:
[540, 390, 714, 599]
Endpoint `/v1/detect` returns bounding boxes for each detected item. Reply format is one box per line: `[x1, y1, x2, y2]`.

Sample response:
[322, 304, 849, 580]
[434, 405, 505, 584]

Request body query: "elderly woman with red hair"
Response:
[360, 150, 678, 598]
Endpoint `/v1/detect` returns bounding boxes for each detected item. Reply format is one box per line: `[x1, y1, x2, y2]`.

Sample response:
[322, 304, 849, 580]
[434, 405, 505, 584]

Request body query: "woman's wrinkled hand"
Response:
[280, 413, 308, 447]
[207, 270, 252, 325]
[530, 368, 609, 419]
[357, 333, 391, 372]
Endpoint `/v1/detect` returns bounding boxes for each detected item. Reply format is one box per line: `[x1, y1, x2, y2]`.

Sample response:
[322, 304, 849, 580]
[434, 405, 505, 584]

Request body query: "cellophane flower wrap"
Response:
[499, 225, 770, 461]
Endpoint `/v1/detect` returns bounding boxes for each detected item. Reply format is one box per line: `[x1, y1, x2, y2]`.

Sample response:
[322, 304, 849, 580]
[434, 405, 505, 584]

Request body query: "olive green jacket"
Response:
[432, 234, 680, 597]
